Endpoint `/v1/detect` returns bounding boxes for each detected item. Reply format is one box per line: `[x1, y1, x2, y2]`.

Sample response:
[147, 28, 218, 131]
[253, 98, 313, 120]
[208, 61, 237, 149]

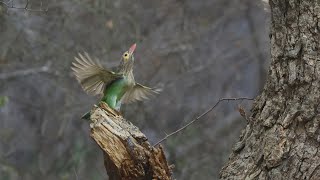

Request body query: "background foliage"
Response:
[0, 0, 269, 179]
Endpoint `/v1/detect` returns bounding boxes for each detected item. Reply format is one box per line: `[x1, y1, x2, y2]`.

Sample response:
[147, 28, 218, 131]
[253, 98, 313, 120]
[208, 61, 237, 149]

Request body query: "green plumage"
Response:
[102, 78, 128, 110]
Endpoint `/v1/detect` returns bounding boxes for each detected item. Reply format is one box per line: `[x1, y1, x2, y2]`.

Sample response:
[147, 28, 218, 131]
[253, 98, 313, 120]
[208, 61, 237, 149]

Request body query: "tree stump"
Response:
[89, 102, 173, 180]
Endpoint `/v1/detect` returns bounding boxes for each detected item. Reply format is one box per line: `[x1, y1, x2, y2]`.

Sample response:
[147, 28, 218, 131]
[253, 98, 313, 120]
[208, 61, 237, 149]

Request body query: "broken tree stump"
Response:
[88, 102, 173, 180]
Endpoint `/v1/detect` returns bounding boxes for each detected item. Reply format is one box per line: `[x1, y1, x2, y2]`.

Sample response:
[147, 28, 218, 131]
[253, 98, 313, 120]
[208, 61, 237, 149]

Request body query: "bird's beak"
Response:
[128, 43, 136, 56]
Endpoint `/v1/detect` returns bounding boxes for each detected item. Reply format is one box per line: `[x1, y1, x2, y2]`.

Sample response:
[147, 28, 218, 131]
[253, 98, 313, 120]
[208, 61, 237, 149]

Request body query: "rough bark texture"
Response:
[89, 102, 172, 180]
[221, 0, 320, 179]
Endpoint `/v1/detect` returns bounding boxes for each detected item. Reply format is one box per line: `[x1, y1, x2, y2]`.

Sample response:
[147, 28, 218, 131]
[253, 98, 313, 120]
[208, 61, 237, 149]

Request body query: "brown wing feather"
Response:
[121, 83, 161, 104]
[71, 52, 121, 96]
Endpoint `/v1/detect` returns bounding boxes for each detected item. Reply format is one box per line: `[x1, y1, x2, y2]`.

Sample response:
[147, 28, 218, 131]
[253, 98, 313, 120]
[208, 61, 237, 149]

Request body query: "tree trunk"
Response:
[221, 0, 320, 179]
[89, 102, 172, 180]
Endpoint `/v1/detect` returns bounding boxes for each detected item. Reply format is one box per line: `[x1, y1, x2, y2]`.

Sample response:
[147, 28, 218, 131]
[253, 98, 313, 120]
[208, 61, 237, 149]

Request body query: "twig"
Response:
[73, 167, 79, 180]
[153, 97, 254, 147]
[0, 0, 48, 12]
[0, 61, 52, 80]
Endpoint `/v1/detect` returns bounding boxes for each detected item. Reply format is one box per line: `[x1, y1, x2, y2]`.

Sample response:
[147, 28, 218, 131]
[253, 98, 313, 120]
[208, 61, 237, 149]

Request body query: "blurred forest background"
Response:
[0, 0, 270, 179]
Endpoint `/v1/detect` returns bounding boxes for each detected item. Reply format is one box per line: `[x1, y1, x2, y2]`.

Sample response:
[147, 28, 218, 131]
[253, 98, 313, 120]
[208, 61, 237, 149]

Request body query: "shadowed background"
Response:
[0, 0, 269, 179]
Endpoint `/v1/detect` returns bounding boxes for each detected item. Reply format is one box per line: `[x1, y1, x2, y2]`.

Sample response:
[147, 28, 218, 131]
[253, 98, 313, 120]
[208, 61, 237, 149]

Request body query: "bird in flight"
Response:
[71, 43, 160, 118]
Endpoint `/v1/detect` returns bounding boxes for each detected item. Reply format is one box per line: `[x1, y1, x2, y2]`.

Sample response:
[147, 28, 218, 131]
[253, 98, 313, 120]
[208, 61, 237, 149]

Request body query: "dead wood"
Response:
[89, 102, 173, 180]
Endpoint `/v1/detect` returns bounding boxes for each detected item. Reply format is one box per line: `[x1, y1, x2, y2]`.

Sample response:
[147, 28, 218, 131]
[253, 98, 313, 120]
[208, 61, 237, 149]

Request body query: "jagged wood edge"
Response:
[88, 102, 173, 179]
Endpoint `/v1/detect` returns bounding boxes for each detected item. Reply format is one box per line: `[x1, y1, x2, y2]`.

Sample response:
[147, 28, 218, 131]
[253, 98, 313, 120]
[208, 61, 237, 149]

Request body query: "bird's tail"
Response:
[81, 111, 91, 121]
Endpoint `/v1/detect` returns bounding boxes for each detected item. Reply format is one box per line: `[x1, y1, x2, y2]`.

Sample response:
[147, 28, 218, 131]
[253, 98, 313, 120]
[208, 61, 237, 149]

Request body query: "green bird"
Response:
[71, 43, 160, 119]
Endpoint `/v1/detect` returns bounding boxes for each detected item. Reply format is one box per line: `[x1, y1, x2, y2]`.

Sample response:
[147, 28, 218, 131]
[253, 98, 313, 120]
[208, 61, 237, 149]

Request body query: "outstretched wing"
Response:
[71, 52, 122, 96]
[121, 83, 161, 104]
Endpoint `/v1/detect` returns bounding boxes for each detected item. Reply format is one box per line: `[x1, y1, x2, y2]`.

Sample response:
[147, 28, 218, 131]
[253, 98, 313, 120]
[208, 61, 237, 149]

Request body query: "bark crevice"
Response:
[89, 102, 173, 180]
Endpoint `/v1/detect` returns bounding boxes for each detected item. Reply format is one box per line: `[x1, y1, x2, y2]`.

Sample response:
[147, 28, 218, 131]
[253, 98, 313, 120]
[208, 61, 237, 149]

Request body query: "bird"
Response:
[71, 43, 160, 119]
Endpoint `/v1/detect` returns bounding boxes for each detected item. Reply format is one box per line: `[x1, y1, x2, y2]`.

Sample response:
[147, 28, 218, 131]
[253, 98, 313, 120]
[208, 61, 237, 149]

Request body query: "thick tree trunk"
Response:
[221, 0, 320, 179]
[89, 102, 172, 180]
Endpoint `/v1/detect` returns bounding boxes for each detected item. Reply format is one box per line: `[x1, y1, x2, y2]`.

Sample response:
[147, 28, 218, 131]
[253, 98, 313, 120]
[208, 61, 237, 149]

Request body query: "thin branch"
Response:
[153, 97, 254, 147]
[0, 61, 52, 80]
[73, 167, 79, 180]
[0, 0, 48, 12]
[24, 0, 28, 9]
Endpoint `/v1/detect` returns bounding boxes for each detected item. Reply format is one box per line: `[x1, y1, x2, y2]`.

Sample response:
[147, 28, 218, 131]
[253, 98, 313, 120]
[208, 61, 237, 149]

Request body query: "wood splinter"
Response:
[89, 102, 173, 180]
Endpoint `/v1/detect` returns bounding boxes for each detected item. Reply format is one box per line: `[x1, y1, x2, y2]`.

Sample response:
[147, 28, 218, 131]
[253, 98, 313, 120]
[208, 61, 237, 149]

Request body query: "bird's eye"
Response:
[123, 52, 129, 60]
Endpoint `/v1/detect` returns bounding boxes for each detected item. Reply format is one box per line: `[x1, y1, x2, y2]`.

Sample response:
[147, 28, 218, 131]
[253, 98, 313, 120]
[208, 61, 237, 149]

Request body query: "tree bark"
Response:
[221, 0, 320, 179]
[89, 102, 172, 180]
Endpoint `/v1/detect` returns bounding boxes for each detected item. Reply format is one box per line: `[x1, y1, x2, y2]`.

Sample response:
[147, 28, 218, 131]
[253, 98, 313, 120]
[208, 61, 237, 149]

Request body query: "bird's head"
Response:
[121, 43, 136, 63]
[119, 43, 137, 73]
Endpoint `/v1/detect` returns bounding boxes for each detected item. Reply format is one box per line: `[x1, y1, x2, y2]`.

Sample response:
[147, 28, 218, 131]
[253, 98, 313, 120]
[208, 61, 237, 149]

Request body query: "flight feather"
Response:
[71, 52, 121, 96]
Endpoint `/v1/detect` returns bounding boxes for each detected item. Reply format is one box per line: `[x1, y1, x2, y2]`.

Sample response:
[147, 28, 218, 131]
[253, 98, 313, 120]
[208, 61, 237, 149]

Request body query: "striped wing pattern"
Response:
[121, 83, 161, 104]
[71, 52, 121, 96]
